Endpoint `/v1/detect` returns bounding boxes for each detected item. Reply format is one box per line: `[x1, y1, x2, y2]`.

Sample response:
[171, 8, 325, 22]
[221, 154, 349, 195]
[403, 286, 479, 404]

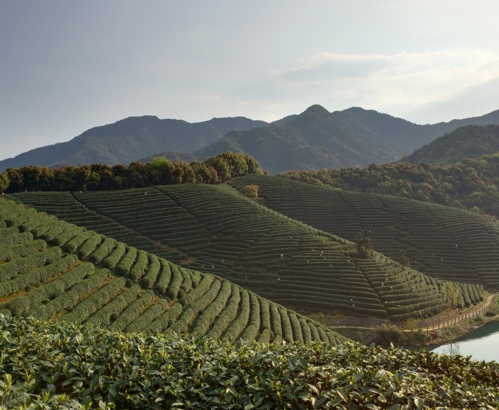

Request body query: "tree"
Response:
[444, 282, 460, 307]
[0, 171, 9, 193]
[354, 232, 373, 259]
[396, 249, 410, 267]
[243, 185, 258, 199]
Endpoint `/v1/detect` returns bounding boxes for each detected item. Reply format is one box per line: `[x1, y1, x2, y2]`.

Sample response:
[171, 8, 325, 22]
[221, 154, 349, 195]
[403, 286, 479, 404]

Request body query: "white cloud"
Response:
[268, 51, 499, 121]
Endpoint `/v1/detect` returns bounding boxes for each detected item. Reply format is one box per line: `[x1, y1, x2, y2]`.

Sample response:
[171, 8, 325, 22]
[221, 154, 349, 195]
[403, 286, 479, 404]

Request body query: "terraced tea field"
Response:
[0, 198, 345, 344]
[231, 175, 499, 291]
[10, 186, 484, 320]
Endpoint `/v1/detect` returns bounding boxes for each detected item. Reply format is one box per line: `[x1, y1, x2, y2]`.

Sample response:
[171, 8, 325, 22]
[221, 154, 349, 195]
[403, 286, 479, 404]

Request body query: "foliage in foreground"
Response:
[1, 315, 499, 409]
[280, 155, 499, 218]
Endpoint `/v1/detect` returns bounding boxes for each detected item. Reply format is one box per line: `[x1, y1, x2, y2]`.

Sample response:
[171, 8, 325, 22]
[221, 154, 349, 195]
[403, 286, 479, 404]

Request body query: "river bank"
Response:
[335, 298, 499, 348]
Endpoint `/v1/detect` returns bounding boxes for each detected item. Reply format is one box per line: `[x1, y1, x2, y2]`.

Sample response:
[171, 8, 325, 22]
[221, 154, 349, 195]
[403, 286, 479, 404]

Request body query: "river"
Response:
[431, 320, 499, 362]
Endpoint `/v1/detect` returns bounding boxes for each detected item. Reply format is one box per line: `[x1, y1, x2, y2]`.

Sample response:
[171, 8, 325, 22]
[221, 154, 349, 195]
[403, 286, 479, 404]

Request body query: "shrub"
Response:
[32, 269, 111, 321]
[124, 299, 169, 333]
[192, 280, 232, 336]
[61, 277, 126, 324]
[88, 237, 117, 264]
[0, 246, 61, 283]
[116, 247, 138, 276]
[206, 285, 241, 340]
[8, 262, 94, 316]
[140, 254, 161, 289]
[0, 254, 78, 299]
[128, 250, 149, 282]
[154, 260, 172, 294]
[243, 185, 259, 199]
[102, 242, 126, 269]
[222, 291, 250, 342]
[108, 290, 155, 331]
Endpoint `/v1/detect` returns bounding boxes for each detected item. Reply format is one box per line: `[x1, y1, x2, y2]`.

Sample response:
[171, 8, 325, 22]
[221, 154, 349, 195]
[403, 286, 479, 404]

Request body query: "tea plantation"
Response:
[0, 198, 344, 345]
[9, 186, 484, 321]
[2, 314, 499, 409]
[231, 175, 499, 291]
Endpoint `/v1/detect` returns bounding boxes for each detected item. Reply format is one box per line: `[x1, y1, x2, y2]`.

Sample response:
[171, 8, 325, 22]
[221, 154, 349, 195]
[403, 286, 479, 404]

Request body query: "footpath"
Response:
[312, 293, 497, 332]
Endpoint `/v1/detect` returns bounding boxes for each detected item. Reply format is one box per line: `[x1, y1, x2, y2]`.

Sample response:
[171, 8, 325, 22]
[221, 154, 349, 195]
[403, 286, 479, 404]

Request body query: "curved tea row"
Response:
[0, 198, 343, 344]
[10, 185, 484, 321]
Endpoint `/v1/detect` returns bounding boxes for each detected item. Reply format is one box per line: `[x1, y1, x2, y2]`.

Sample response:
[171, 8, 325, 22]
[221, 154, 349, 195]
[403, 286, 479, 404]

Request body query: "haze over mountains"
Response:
[2, 105, 499, 174]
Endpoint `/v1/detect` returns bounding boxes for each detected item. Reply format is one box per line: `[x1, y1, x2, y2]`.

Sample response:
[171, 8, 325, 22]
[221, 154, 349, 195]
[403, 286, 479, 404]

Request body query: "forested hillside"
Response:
[142, 106, 499, 174]
[405, 124, 499, 164]
[8, 184, 484, 321]
[0, 116, 267, 172]
[0, 197, 342, 344]
[280, 155, 499, 217]
[231, 175, 499, 291]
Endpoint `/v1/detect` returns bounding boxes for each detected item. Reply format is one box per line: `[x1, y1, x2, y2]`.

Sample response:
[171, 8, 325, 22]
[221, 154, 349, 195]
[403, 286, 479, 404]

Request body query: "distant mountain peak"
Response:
[301, 104, 330, 116]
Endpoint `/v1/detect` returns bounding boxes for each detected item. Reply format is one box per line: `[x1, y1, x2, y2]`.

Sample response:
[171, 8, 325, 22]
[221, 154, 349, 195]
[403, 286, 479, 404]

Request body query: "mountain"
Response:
[142, 106, 499, 174]
[404, 125, 499, 164]
[0, 116, 267, 172]
[146, 105, 402, 174]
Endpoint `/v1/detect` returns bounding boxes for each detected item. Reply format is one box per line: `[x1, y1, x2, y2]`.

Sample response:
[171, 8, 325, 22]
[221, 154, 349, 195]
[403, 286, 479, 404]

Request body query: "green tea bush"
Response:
[0, 254, 77, 299]
[86, 284, 142, 328]
[128, 250, 149, 282]
[0, 231, 33, 248]
[61, 276, 126, 324]
[166, 264, 183, 300]
[167, 280, 222, 336]
[145, 302, 183, 333]
[8, 262, 94, 316]
[140, 254, 160, 289]
[192, 280, 232, 336]
[0, 246, 61, 283]
[178, 275, 215, 307]
[108, 290, 155, 331]
[63, 230, 95, 254]
[77, 234, 103, 259]
[240, 293, 260, 342]
[125, 299, 169, 333]
[115, 247, 138, 276]
[88, 237, 116, 264]
[222, 291, 250, 341]
[0, 239, 46, 263]
[206, 285, 241, 340]
[154, 259, 172, 294]
[102, 242, 126, 269]
[33, 269, 111, 321]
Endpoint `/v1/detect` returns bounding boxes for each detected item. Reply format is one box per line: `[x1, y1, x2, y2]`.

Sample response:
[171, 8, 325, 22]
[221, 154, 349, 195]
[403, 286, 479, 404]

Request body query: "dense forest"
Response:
[0, 152, 262, 193]
[280, 154, 499, 218]
[405, 124, 499, 164]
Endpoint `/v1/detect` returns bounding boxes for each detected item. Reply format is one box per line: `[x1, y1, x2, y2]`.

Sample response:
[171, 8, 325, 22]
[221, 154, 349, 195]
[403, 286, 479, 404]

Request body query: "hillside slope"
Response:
[333, 107, 499, 157]
[405, 125, 499, 164]
[0, 116, 267, 172]
[142, 106, 499, 173]
[155, 105, 400, 174]
[279, 155, 499, 218]
[231, 175, 499, 291]
[0, 197, 346, 344]
[9, 185, 484, 321]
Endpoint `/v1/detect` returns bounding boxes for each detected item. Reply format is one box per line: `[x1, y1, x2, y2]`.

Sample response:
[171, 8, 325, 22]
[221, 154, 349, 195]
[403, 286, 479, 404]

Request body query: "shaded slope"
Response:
[0, 198, 342, 344]
[173, 105, 400, 174]
[332, 107, 499, 157]
[0, 116, 267, 172]
[230, 175, 499, 291]
[12, 185, 484, 321]
[405, 125, 499, 164]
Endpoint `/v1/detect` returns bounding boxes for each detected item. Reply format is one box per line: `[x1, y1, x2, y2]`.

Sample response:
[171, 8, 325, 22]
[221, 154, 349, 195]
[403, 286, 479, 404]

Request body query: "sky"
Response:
[1, 0, 499, 161]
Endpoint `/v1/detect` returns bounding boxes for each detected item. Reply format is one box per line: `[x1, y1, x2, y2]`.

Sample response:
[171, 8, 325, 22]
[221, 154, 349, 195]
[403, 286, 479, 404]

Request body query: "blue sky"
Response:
[1, 0, 499, 160]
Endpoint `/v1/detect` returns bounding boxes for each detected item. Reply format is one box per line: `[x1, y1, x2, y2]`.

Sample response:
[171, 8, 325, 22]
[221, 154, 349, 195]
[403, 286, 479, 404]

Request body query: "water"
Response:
[431, 320, 499, 362]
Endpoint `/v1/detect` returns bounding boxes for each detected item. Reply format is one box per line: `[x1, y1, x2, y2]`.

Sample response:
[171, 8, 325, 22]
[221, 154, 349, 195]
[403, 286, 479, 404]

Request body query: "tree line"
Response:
[280, 154, 499, 218]
[0, 152, 262, 193]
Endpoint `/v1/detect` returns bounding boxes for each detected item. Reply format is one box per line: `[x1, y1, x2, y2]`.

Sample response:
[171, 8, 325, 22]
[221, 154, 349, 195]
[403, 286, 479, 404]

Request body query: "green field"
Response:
[8, 184, 484, 321]
[0, 198, 344, 344]
[231, 175, 499, 291]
